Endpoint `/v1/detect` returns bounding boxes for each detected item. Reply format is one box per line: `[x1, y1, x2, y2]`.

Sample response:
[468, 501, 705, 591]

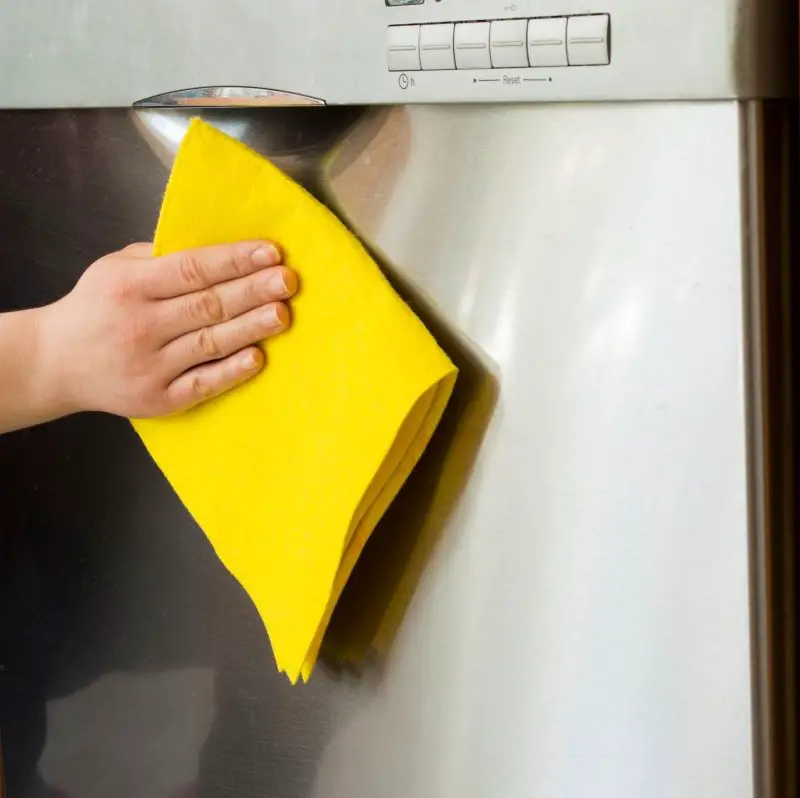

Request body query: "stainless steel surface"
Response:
[0, 0, 794, 107]
[0, 102, 790, 797]
[322, 101, 760, 798]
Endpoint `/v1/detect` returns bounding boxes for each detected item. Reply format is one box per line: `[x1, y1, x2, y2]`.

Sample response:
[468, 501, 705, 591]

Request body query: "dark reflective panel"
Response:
[0, 110, 359, 798]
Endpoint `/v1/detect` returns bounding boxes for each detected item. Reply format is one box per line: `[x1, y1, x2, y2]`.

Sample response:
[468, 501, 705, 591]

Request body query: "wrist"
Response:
[29, 301, 82, 420]
[0, 305, 77, 433]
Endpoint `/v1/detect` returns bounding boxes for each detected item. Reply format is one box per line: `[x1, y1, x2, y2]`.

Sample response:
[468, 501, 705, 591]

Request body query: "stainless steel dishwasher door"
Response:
[0, 103, 765, 798]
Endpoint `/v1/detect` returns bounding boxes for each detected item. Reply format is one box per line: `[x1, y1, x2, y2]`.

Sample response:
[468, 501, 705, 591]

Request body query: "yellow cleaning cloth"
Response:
[132, 119, 457, 683]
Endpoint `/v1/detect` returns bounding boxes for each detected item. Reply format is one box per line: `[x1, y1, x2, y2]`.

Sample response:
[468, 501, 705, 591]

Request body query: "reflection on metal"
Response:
[320, 107, 412, 239]
[39, 669, 215, 798]
[133, 86, 326, 108]
[131, 106, 365, 189]
[316, 102, 764, 798]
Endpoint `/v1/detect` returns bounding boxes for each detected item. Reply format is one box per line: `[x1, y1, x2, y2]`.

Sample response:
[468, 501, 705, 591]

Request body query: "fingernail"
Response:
[241, 350, 262, 370]
[263, 304, 288, 328]
[265, 268, 290, 296]
[251, 244, 279, 267]
[280, 268, 299, 296]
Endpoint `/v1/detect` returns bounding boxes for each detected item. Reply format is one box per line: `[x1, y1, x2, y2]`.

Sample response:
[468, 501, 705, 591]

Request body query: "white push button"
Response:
[454, 22, 492, 70]
[527, 17, 568, 68]
[567, 14, 610, 66]
[489, 19, 528, 69]
[387, 25, 422, 72]
[420, 23, 455, 71]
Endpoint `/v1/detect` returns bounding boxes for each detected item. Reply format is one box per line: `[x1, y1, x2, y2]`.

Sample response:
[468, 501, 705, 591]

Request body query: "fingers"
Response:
[164, 302, 290, 373]
[158, 265, 298, 340]
[165, 347, 265, 413]
[143, 240, 283, 299]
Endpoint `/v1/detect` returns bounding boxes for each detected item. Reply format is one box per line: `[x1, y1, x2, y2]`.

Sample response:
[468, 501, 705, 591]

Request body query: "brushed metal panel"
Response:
[0, 101, 763, 797]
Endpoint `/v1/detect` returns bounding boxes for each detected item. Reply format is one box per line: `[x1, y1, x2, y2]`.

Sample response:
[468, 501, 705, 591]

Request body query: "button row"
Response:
[387, 15, 610, 72]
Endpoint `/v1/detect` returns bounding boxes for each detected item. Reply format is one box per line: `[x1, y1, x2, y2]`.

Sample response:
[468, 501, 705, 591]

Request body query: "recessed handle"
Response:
[134, 86, 326, 107]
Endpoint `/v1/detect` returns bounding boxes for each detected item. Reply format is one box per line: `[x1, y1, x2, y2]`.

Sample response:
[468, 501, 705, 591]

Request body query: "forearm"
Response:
[0, 307, 70, 433]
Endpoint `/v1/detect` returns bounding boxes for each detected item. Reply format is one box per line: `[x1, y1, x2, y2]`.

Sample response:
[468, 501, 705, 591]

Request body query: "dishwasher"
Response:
[0, 1, 797, 797]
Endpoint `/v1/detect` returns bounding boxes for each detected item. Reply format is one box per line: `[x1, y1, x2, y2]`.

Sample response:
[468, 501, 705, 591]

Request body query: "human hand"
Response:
[38, 240, 297, 418]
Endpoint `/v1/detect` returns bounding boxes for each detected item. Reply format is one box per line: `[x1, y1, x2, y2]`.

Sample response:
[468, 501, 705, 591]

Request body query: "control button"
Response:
[454, 22, 492, 70]
[567, 14, 610, 66]
[490, 19, 528, 69]
[420, 23, 455, 70]
[386, 0, 424, 5]
[387, 25, 421, 72]
[527, 17, 568, 68]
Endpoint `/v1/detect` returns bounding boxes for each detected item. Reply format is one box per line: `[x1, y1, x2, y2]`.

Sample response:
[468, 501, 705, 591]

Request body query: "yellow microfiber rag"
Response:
[132, 119, 457, 683]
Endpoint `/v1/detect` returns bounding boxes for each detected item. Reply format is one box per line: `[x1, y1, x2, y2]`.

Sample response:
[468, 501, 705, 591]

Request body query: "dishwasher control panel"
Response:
[0, 0, 792, 108]
[387, 15, 610, 73]
[374, 0, 791, 104]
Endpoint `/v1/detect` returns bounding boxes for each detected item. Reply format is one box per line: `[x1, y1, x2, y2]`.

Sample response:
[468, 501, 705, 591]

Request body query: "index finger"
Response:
[143, 241, 282, 298]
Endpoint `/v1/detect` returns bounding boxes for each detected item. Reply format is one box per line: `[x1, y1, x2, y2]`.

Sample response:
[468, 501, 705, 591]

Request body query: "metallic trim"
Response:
[133, 86, 326, 108]
[741, 98, 774, 798]
[740, 98, 799, 798]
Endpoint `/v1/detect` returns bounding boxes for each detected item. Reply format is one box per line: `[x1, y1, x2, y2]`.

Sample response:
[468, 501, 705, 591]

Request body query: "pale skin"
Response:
[0, 239, 298, 434]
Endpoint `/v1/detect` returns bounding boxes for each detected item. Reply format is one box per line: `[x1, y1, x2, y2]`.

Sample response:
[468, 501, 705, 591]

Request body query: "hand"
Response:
[38, 240, 297, 418]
